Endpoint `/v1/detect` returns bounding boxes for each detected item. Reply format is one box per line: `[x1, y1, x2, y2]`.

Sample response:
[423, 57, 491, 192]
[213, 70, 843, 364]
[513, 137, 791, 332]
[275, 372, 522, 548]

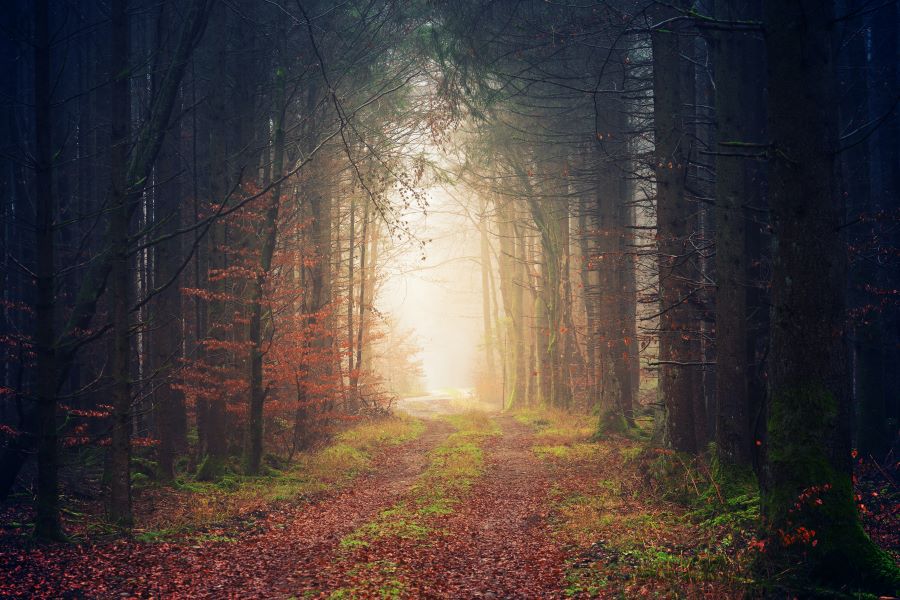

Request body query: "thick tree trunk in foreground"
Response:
[712, 0, 767, 469]
[651, 2, 698, 453]
[762, 0, 900, 590]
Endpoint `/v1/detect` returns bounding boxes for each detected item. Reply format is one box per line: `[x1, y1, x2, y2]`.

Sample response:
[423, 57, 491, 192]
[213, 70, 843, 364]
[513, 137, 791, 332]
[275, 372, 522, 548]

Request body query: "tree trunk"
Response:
[479, 200, 497, 401]
[495, 196, 521, 408]
[577, 197, 598, 407]
[33, 0, 63, 540]
[349, 199, 369, 406]
[346, 196, 356, 410]
[245, 66, 286, 475]
[856, 0, 900, 458]
[712, 0, 767, 468]
[108, 0, 133, 528]
[152, 1, 187, 482]
[651, 1, 698, 453]
[761, 0, 900, 590]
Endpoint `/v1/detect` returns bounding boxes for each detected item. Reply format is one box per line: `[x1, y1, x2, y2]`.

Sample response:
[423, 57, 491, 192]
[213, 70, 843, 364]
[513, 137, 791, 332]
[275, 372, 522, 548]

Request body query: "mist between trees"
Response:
[1, 0, 898, 595]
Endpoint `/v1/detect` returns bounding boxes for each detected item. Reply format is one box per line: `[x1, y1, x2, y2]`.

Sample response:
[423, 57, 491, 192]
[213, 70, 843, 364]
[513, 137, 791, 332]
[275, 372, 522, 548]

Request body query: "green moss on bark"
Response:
[762, 384, 900, 594]
[595, 409, 629, 438]
[195, 454, 227, 482]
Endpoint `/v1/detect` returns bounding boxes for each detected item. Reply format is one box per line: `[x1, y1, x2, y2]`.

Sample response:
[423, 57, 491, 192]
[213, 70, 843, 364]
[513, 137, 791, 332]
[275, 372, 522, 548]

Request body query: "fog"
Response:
[379, 187, 485, 391]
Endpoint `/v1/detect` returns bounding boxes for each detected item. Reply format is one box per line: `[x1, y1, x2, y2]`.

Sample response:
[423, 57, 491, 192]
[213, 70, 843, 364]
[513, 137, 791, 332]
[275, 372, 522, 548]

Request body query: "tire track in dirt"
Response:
[299, 414, 566, 598]
[401, 415, 566, 598]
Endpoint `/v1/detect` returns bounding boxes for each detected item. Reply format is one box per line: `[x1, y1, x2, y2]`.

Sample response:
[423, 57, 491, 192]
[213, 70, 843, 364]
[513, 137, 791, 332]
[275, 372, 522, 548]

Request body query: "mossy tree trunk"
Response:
[761, 0, 900, 591]
[496, 196, 524, 410]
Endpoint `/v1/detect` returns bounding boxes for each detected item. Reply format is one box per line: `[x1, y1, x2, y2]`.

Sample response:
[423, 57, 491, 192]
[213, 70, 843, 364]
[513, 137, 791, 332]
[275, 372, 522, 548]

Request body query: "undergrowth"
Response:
[125, 415, 424, 542]
[519, 407, 752, 597]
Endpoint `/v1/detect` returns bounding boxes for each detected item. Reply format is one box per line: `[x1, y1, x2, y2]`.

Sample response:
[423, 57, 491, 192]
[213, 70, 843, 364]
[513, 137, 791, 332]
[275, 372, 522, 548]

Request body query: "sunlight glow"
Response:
[379, 186, 485, 390]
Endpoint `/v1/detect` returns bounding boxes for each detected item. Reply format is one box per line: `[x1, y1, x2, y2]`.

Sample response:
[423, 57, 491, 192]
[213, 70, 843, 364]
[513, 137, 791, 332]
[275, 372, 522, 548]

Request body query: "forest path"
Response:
[407, 414, 566, 596]
[1, 419, 456, 598]
[304, 414, 566, 598]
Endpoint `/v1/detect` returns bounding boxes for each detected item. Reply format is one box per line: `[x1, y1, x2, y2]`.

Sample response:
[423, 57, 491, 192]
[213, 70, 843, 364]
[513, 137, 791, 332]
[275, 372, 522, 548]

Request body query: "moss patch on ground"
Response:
[331, 410, 497, 593]
[130, 415, 424, 542]
[514, 408, 595, 445]
[523, 409, 750, 597]
[339, 410, 495, 551]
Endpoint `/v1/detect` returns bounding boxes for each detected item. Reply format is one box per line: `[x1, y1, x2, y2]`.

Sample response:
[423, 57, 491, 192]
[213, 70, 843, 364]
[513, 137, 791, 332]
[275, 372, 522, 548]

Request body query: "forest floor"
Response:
[1, 408, 896, 598]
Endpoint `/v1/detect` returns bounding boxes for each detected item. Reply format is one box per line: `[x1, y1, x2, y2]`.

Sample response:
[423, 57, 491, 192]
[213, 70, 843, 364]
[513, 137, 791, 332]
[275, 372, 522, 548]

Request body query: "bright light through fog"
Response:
[379, 187, 484, 391]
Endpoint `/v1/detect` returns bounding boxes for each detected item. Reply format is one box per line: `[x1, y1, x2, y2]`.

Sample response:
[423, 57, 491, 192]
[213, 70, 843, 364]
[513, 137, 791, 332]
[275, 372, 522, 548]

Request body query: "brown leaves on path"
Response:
[312, 415, 566, 598]
[402, 415, 566, 597]
[0, 420, 452, 599]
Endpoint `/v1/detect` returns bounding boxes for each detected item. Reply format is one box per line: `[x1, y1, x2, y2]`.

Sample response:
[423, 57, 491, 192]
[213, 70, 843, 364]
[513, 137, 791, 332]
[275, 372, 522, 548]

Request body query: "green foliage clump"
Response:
[688, 448, 760, 532]
[130, 471, 151, 490]
[195, 454, 227, 482]
[215, 475, 240, 492]
[763, 384, 900, 595]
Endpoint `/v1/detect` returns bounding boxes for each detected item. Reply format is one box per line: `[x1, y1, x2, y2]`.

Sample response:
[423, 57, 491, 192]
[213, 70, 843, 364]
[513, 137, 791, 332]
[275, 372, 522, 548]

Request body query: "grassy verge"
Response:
[127, 415, 424, 543]
[517, 407, 751, 597]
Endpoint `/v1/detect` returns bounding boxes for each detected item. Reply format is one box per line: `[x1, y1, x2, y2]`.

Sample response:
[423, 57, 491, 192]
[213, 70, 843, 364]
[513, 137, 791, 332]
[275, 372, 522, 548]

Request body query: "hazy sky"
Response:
[378, 187, 485, 391]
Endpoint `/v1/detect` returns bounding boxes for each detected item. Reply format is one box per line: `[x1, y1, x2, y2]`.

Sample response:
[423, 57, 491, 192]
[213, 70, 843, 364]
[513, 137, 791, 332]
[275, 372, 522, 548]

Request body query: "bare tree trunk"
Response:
[577, 197, 598, 406]
[152, 1, 187, 482]
[651, 1, 698, 453]
[712, 0, 767, 468]
[245, 67, 285, 475]
[494, 197, 530, 409]
[349, 199, 369, 406]
[108, 0, 134, 527]
[346, 196, 356, 410]
[479, 199, 497, 400]
[615, 185, 637, 424]
[523, 227, 538, 407]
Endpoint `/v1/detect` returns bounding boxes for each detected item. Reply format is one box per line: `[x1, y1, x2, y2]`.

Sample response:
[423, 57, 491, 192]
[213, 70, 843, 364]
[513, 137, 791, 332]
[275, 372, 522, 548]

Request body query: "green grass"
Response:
[525, 408, 749, 595]
[327, 560, 406, 599]
[532, 442, 600, 462]
[513, 408, 594, 445]
[338, 410, 494, 551]
[328, 412, 496, 597]
[336, 415, 425, 449]
[131, 415, 424, 542]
